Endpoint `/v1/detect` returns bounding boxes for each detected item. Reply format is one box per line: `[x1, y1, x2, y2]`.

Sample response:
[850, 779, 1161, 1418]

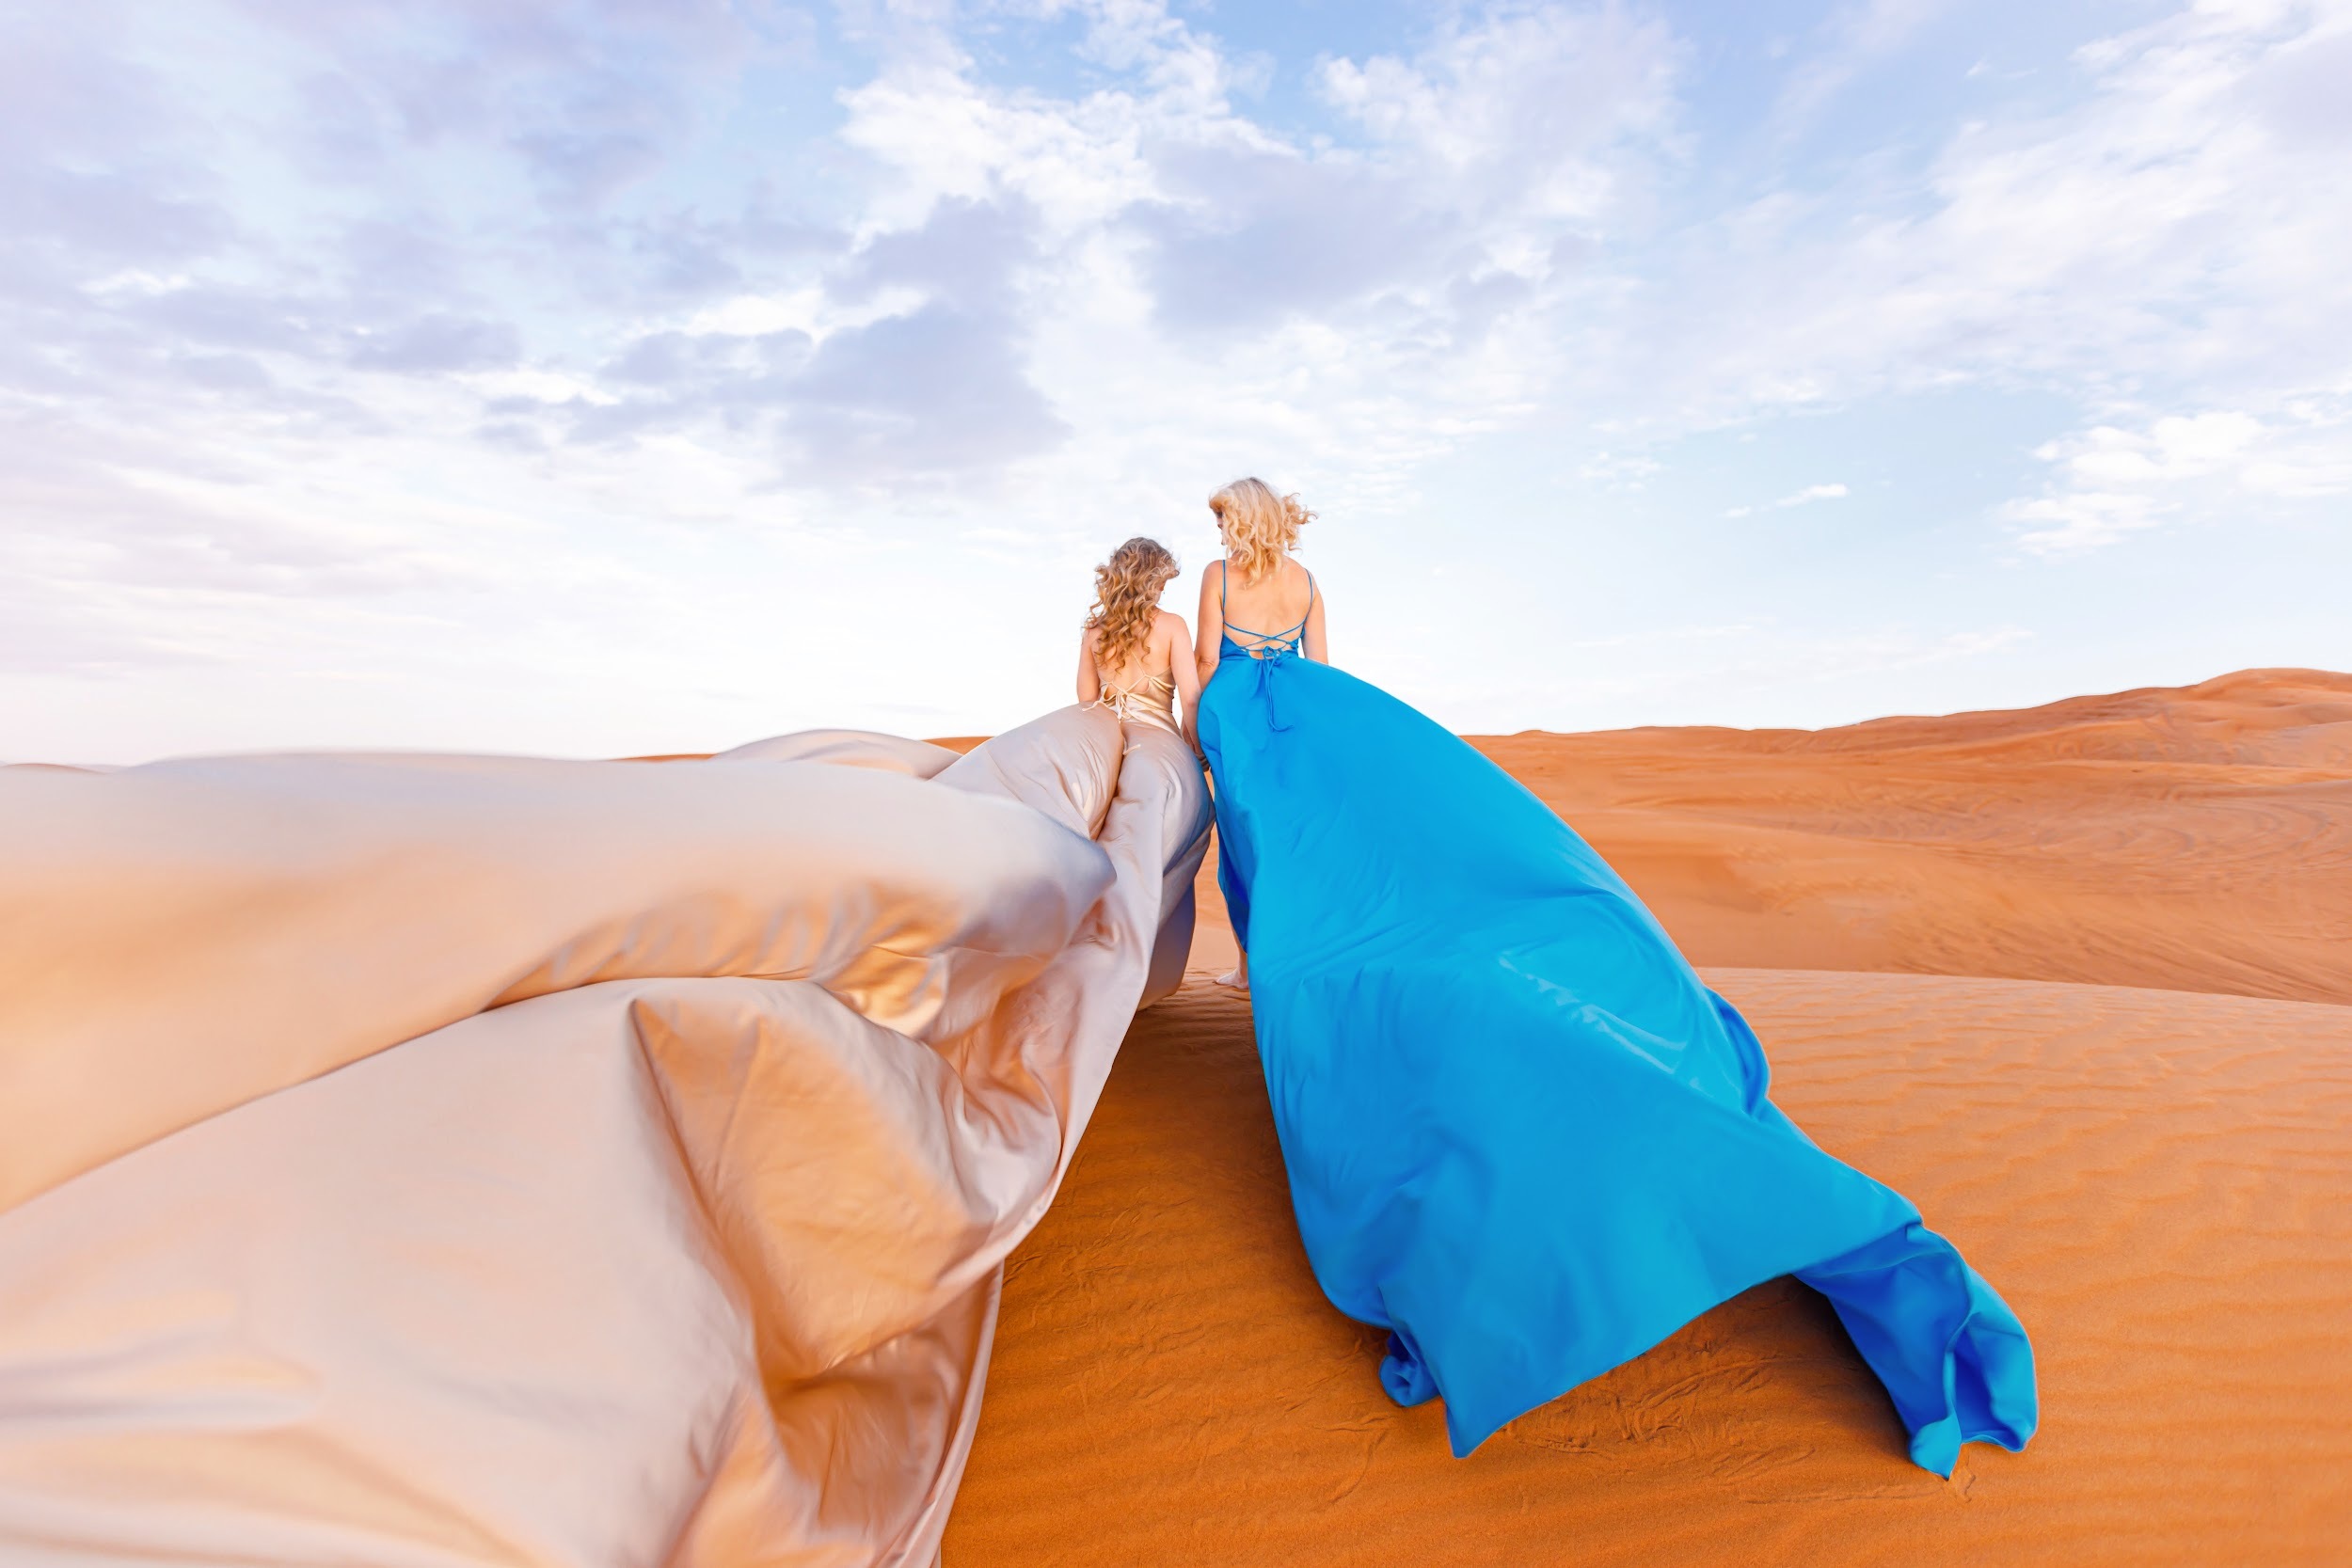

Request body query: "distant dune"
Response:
[1482, 667, 2352, 1005]
[948, 670, 2352, 1565]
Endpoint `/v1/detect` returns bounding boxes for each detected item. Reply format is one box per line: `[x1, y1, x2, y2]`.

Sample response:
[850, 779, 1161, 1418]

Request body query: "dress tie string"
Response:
[1242, 641, 1296, 733]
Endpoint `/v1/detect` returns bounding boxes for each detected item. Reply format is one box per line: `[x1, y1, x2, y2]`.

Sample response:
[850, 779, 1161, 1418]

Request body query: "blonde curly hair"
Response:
[1208, 477, 1312, 586]
[1085, 536, 1180, 676]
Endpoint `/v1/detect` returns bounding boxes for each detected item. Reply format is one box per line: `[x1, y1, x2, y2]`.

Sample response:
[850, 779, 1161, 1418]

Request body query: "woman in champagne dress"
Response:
[1077, 536, 1200, 739]
[1191, 477, 2037, 1474]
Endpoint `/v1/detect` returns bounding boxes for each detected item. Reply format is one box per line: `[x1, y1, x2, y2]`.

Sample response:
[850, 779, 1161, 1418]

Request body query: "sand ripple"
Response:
[951, 671, 2352, 1566]
[947, 971, 2352, 1566]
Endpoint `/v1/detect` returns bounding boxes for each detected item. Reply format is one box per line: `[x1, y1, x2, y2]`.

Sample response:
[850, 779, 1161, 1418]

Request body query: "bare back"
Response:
[1076, 610, 1200, 736]
[1195, 555, 1328, 688]
[1216, 559, 1314, 649]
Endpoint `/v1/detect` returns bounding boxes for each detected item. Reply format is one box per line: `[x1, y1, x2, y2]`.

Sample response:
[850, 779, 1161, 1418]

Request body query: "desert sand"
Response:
[945, 670, 2352, 1565]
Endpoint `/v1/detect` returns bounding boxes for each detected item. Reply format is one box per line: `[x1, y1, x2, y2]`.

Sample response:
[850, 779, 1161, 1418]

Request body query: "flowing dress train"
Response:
[1197, 587, 2038, 1474]
[0, 711, 1213, 1564]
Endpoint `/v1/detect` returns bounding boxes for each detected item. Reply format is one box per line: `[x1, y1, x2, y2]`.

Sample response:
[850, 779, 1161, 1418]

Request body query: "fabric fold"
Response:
[0, 706, 1210, 1566]
[1200, 646, 2039, 1473]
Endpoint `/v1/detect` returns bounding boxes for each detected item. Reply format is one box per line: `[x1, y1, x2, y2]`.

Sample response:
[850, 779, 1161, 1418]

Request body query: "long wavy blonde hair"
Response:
[1209, 477, 1312, 585]
[1085, 536, 1180, 675]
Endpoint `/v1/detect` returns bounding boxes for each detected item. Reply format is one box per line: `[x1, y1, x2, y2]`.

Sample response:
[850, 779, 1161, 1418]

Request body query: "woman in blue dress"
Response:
[1189, 477, 2037, 1475]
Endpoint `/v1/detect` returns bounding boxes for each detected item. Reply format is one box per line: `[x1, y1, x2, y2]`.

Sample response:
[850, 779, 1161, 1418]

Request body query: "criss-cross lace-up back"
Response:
[1218, 562, 1315, 659]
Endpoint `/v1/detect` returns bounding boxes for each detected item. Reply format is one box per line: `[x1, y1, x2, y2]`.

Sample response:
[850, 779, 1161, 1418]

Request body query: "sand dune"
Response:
[1478, 667, 2352, 1005]
[949, 973, 2351, 1565]
[947, 670, 2352, 1565]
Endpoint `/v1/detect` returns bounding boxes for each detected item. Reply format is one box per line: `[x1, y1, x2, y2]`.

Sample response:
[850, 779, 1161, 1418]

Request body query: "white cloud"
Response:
[682, 285, 926, 344]
[5, 1, 2349, 758]
[1580, 1, 2352, 440]
[1316, 4, 1677, 205]
[83, 268, 193, 296]
[2005, 490, 2168, 557]
[789, 0, 1688, 525]
[460, 368, 619, 406]
[1725, 481, 1849, 517]
[2008, 397, 2352, 555]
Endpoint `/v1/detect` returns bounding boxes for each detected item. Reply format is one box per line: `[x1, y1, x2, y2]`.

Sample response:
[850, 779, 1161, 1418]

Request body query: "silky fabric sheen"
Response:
[1198, 640, 2039, 1475]
[713, 727, 962, 777]
[0, 705, 1213, 1566]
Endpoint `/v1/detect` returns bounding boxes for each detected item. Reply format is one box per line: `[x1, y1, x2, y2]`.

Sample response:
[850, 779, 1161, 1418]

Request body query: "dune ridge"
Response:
[946, 669, 2352, 1566]
[1471, 668, 2352, 1006]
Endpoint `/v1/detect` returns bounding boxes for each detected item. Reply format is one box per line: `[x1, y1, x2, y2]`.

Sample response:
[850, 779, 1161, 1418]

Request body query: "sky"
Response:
[4, 0, 2348, 762]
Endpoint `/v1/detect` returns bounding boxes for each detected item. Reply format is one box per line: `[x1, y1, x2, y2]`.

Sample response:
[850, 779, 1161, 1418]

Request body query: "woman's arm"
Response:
[1194, 563, 1225, 689]
[1075, 626, 1101, 705]
[1303, 584, 1329, 665]
[1168, 613, 1203, 747]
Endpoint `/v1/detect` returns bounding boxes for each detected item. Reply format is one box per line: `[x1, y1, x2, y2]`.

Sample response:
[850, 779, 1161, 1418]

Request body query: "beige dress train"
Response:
[0, 705, 1211, 1566]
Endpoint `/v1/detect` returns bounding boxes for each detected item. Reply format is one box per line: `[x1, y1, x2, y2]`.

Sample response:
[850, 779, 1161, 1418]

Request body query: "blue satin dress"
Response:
[1197, 568, 2037, 1475]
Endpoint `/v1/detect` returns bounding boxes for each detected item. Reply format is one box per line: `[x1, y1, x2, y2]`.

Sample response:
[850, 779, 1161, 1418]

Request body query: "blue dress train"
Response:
[1197, 578, 2037, 1474]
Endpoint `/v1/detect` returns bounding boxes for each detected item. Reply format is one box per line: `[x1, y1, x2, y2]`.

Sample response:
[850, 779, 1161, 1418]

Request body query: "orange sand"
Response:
[946, 670, 2352, 1565]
